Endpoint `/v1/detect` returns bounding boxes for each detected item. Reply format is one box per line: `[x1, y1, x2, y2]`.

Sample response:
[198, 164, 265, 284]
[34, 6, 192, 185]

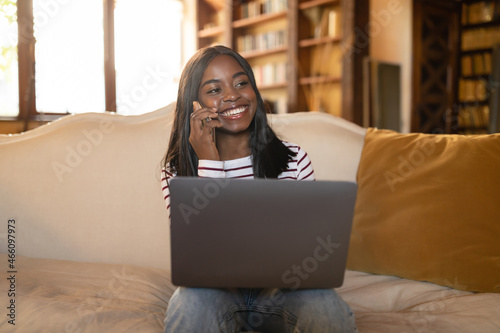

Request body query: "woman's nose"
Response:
[223, 86, 239, 102]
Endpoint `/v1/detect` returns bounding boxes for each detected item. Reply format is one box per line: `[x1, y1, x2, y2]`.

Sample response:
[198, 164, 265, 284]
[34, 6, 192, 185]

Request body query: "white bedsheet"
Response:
[1, 255, 498, 332]
[0, 255, 174, 332]
[338, 270, 500, 333]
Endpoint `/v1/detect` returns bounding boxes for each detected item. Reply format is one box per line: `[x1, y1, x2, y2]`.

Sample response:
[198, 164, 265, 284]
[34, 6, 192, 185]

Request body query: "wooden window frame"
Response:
[3, 0, 116, 128]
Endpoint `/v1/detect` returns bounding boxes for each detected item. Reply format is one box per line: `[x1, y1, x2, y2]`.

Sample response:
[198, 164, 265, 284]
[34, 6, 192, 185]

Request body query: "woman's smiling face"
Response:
[197, 55, 257, 135]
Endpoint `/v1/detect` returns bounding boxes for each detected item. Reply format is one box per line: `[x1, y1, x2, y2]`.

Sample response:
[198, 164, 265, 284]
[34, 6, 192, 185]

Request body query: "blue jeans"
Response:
[164, 287, 358, 333]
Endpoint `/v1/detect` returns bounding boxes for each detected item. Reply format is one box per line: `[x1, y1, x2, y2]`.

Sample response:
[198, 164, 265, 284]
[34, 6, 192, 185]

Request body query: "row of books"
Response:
[462, 0, 500, 25]
[253, 62, 287, 87]
[236, 30, 287, 53]
[461, 51, 493, 76]
[458, 78, 489, 101]
[458, 105, 490, 128]
[462, 27, 500, 50]
[239, 0, 288, 19]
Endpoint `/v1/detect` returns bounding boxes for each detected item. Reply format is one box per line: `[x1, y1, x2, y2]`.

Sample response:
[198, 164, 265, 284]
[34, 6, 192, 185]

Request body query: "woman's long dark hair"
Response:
[163, 45, 294, 178]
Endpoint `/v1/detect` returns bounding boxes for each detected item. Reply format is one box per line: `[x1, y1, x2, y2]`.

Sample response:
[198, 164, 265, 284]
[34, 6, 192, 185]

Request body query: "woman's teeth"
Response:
[220, 106, 246, 116]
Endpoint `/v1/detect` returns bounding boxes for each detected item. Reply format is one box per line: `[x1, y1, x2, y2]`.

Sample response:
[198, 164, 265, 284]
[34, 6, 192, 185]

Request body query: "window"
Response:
[114, 0, 182, 115]
[0, 0, 19, 117]
[33, 0, 105, 114]
[0, 0, 183, 119]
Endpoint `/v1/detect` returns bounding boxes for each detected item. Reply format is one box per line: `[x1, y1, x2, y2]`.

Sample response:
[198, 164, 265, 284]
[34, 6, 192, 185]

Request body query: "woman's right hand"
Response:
[189, 101, 221, 161]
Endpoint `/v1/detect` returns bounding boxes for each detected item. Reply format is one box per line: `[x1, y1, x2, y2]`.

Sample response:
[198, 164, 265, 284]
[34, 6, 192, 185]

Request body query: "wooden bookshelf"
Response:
[299, 75, 341, 85]
[463, 19, 500, 30]
[196, 0, 231, 48]
[299, 0, 340, 10]
[298, 35, 341, 48]
[195, 0, 368, 119]
[458, 0, 500, 134]
[232, 11, 288, 28]
[198, 26, 225, 39]
[239, 46, 288, 59]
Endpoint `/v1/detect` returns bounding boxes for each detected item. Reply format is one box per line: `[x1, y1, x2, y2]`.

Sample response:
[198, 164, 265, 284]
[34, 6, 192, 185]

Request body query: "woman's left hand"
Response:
[189, 101, 222, 160]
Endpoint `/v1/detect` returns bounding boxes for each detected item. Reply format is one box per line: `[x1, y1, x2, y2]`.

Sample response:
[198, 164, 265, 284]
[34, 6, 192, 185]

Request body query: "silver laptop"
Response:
[169, 177, 357, 289]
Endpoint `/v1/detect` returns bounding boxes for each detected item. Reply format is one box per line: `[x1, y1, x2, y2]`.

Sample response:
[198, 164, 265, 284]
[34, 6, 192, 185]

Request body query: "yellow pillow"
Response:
[347, 128, 500, 293]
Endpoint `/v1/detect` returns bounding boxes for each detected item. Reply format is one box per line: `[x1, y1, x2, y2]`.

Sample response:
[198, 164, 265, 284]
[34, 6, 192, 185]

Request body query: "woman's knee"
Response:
[166, 287, 250, 333]
[283, 289, 358, 332]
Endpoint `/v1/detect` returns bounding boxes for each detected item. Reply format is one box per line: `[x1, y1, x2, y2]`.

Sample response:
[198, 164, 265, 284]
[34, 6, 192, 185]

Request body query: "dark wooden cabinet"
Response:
[411, 0, 461, 134]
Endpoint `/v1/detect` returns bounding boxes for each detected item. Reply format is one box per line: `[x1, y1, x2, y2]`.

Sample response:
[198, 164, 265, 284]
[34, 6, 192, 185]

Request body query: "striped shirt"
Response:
[161, 142, 315, 211]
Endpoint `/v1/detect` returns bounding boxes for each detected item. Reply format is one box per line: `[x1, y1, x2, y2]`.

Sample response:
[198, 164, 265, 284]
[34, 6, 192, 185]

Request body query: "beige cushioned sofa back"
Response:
[0, 104, 366, 270]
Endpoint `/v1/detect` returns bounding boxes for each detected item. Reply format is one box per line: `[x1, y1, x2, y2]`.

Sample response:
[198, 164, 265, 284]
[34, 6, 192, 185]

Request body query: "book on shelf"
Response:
[462, 0, 500, 24]
[328, 9, 339, 38]
[253, 62, 287, 87]
[262, 0, 287, 14]
[240, 0, 288, 19]
[236, 29, 287, 53]
[462, 27, 500, 50]
[484, 52, 493, 72]
[459, 78, 488, 101]
[302, 6, 340, 39]
[462, 55, 473, 76]
[240, 1, 260, 19]
[473, 53, 486, 73]
[458, 105, 490, 129]
[462, 52, 492, 76]
[318, 8, 340, 39]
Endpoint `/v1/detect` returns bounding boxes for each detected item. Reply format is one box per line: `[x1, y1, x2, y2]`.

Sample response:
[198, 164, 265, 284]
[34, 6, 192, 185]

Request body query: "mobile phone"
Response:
[195, 101, 216, 143]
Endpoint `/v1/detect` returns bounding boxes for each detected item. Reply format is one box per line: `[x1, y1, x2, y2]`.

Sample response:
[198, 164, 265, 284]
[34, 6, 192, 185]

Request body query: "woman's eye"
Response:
[236, 81, 249, 88]
[206, 87, 221, 94]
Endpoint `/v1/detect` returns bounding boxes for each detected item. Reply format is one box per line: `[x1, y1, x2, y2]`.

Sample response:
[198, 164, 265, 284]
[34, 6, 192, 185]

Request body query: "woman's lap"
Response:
[164, 287, 357, 333]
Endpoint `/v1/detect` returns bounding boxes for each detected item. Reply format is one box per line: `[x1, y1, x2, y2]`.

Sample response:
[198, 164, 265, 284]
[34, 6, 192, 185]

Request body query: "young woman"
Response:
[161, 45, 357, 333]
